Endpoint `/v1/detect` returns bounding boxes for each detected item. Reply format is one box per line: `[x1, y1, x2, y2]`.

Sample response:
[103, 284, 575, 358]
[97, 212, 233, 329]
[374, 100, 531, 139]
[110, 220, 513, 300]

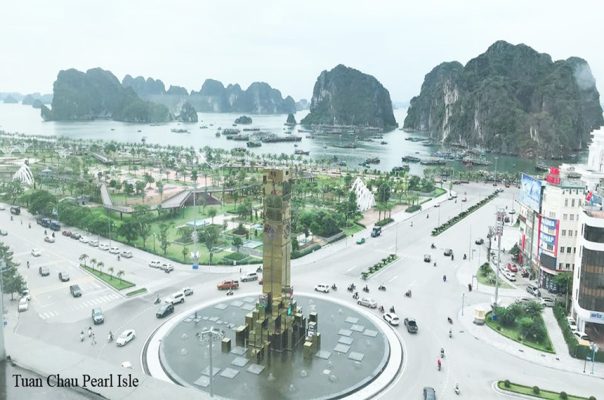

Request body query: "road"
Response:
[2, 183, 603, 399]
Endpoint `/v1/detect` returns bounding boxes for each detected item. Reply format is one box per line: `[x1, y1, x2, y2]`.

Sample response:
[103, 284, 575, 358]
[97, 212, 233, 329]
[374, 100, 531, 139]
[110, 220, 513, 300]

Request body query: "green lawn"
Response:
[342, 223, 365, 236]
[126, 288, 147, 297]
[497, 381, 594, 400]
[486, 312, 554, 353]
[476, 268, 513, 289]
[81, 265, 135, 290]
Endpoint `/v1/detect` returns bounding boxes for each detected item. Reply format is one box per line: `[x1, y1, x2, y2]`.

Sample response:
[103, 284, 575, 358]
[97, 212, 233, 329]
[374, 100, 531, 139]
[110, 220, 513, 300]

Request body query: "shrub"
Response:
[588, 396, 596, 400]
[375, 218, 394, 227]
[532, 386, 540, 394]
[503, 380, 510, 388]
[406, 205, 421, 213]
[559, 392, 568, 400]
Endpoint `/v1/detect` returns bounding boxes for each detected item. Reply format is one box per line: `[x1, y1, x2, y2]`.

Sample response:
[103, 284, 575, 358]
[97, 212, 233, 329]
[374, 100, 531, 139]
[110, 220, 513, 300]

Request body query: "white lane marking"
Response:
[345, 265, 357, 273]
[388, 275, 398, 283]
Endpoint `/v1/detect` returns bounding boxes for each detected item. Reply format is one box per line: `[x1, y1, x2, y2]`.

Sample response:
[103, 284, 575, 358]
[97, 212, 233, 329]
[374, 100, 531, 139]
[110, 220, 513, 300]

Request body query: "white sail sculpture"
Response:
[13, 163, 34, 187]
[351, 177, 375, 212]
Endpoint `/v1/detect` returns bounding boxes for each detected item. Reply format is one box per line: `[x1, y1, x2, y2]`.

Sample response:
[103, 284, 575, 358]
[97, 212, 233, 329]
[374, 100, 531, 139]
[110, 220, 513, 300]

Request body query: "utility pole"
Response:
[494, 209, 505, 309]
[0, 260, 6, 360]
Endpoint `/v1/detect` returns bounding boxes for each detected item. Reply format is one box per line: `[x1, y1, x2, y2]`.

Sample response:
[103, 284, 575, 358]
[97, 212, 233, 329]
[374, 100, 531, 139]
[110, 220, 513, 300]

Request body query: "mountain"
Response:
[176, 102, 198, 123]
[403, 41, 604, 158]
[301, 64, 397, 130]
[41, 68, 172, 123]
[3, 95, 18, 104]
[22, 93, 52, 107]
[295, 99, 309, 111]
[189, 80, 296, 114]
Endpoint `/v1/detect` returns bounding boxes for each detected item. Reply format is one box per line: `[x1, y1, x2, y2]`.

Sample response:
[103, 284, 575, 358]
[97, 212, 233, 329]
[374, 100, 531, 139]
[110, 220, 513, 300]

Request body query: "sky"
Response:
[1, 0, 604, 103]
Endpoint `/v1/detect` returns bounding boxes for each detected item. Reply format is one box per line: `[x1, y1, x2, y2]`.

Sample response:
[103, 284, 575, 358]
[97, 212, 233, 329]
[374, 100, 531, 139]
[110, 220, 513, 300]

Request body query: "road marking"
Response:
[345, 265, 357, 273]
[388, 275, 398, 283]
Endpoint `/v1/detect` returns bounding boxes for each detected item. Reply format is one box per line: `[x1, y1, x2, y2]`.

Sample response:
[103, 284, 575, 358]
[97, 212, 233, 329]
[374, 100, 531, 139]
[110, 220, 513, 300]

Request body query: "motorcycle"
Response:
[256, 266, 263, 273]
[449, 329, 453, 338]
[437, 360, 442, 371]
[362, 286, 369, 293]
[440, 348, 445, 358]
[443, 275, 447, 282]
[433, 262, 437, 267]
[378, 285, 386, 291]
[331, 284, 337, 291]
[353, 292, 359, 300]
[405, 290, 412, 298]
[447, 317, 453, 324]
[117, 255, 121, 261]
[431, 243, 436, 249]
[454, 384, 461, 395]
[226, 290, 234, 296]
[463, 254, 467, 260]
[378, 306, 385, 313]
[347, 284, 355, 292]
[154, 296, 161, 304]
[108, 332, 114, 343]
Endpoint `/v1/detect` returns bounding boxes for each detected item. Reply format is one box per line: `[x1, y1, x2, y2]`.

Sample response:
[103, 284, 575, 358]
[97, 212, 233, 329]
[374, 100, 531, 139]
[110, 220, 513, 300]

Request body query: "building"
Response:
[572, 203, 604, 334]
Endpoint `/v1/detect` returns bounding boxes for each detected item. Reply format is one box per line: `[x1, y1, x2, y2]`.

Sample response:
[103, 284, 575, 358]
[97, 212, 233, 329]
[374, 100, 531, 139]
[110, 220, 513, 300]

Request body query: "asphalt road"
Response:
[2, 183, 604, 400]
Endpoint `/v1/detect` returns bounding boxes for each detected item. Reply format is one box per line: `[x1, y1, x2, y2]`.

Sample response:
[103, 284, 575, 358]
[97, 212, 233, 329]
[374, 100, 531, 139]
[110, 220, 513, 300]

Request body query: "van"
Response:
[166, 291, 185, 305]
[240, 272, 258, 282]
[49, 221, 61, 231]
[527, 284, 541, 297]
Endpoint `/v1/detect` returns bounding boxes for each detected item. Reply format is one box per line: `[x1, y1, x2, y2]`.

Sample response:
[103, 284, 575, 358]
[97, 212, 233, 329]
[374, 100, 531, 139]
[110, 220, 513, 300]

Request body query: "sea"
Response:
[0, 103, 574, 176]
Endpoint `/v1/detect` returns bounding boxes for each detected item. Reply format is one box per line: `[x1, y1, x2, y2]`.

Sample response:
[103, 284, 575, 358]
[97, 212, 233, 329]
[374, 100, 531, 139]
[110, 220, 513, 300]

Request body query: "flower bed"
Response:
[431, 190, 499, 236]
[497, 380, 596, 400]
[361, 254, 398, 280]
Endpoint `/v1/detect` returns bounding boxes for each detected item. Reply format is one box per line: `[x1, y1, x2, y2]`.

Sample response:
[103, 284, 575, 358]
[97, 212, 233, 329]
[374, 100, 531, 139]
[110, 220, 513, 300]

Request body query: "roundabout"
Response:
[144, 293, 404, 400]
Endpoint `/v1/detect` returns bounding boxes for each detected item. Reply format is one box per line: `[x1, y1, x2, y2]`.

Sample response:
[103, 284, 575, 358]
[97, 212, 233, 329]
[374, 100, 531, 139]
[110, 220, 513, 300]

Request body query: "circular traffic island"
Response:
[146, 294, 403, 399]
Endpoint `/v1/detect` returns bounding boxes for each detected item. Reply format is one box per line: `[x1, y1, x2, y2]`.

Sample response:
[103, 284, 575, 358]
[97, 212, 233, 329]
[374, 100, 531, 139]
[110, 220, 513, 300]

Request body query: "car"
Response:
[357, 297, 377, 308]
[383, 312, 400, 326]
[38, 266, 50, 276]
[120, 250, 133, 258]
[567, 317, 578, 331]
[116, 329, 136, 347]
[443, 249, 453, 256]
[433, 203, 440, 207]
[423, 387, 436, 400]
[462, 197, 467, 202]
[164, 291, 185, 305]
[109, 246, 120, 254]
[99, 243, 110, 251]
[217, 280, 239, 290]
[527, 284, 541, 297]
[20, 288, 31, 301]
[91, 308, 104, 324]
[314, 284, 330, 293]
[70, 232, 81, 240]
[574, 331, 591, 342]
[515, 297, 535, 305]
[62, 230, 72, 237]
[475, 238, 484, 245]
[69, 284, 82, 297]
[241, 272, 258, 282]
[10, 206, 21, 215]
[31, 248, 41, 257]
[149, 260, 161, 268]
[540, 297, 555, 307]
[88, 239, 99, 247]
[356, 237, 366, 245]
[0, 229, 7, 236]
[404, 317, 419, 333]
[161, 263, 174, 273]
[18, 297, 29, 312]
[156, 303, 175, 318]
[0, 204, 5, 210]
[183, 287, 194, 296]
[79, 236, 89, 244]
[59, 272, 70, 282]
[44, 235, 55, 243]
[520, 268, 530, 278]
[509, 209, 516, 214]
[504, 271, 516, 281]
[371, 226, 382, 238]
[507, 263, 518, 273]
[423, 254, 431, 263]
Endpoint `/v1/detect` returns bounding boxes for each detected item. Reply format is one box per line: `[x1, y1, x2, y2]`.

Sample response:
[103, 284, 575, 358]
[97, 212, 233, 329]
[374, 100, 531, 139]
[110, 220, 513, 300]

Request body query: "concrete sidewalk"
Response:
[459, 302, 604, 379]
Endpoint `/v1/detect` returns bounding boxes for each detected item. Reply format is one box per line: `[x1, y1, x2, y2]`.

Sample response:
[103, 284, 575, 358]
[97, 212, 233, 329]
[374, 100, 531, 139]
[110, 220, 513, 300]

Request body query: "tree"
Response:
[108, 266, 114, 278]
[134, 206, 152, 248]
[232, 237, 243, 253]
[158, 223, 171, 256]
[156, 180, 164, 201]
[135, 180, 146, 201]
[191, 169, 198, 185]
[97, 261, 104, 275]
[23, 190, 57, 216]
[199, 225, 220, 264]
[208, 208, 217, 224]
[79, 253, 89, 267]
[0, 241, 25, 300]
[116, 270, 125, 283]
[90, 258, 97, 271]
[182, 246, 189, 263]
[118, 219, 139, 244]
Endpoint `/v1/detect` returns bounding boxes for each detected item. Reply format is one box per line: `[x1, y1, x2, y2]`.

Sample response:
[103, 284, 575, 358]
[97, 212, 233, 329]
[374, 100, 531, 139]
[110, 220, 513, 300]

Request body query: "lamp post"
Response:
[461, 292, 465, 316]
[0, 259, 6, 360]
[591, 343, 599, 375]
[199, 327, 224, 397]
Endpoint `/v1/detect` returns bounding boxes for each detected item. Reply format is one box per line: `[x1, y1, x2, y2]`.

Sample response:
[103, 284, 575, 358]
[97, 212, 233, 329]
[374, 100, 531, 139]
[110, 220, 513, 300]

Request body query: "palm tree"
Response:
[90, 258, 97, 271]
[79, 254, 89, 267]
[208, 208, 217, 224]
[116, 270, 125, 283]
[97, 261, 104, 275]
[108, 266, 114, 279]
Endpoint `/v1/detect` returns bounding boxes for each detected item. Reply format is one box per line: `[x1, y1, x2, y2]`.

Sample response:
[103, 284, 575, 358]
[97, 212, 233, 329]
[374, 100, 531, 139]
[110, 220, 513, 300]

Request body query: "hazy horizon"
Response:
[2, 0, 604, 103]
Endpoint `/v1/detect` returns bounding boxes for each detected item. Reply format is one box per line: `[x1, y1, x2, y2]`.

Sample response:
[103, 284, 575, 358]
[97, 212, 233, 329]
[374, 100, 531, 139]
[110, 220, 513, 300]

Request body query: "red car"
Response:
[62, 230, 72, 237]
[507, 263, 518, 273]
[217, 280, 239, 290]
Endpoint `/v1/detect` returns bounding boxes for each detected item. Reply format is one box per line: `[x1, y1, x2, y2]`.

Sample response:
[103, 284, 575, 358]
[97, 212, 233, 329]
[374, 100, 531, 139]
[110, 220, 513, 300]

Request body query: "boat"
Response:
[294, 149, 310, 155]
[137, 130, 142, 133]
[462, 157, 492, 167]
[420, 158, 446, 165]
[243, 128, 260, 132]
[333, 142, 357, 149]
[261, 134, 302, 143]
[401, 155, 421, 163]
[215, 132, 220, 137]
[222, 129, 240, 136]
[380, 141, 388, 145]
[305, 135, 315, 139]
[363, 157, 380, 165]
[535, 162, 549, 172]
[199, 125, 208, 129]
[246, 140, 262, 148]
[171, 128, 190, 133]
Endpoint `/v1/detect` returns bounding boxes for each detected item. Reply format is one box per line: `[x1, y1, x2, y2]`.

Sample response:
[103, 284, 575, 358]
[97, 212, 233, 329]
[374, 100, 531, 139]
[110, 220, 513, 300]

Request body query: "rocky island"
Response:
[301, 64, 397, 131]
[177, 102, 198, 123]
[403, 40, 604, 158]
[41, 68, 172, 123]
[234, 115, 252, 124]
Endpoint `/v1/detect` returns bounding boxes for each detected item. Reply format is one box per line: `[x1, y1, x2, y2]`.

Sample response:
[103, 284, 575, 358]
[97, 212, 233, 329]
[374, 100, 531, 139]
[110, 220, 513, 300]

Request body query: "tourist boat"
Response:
[246, 140, 262, 148]
[199, 125, 208, 129]
[462, 157, 492, 167]
[401, 155, 421, 163]
[404, 137, 424, 142]
[364, 157, 381, 164]
[232, 147, 246, 154]
[243, 128, 260, 132]
[420, 158, 446, 165]
[137, 129, 142, 133]
[294, 149, 310, 155]
[305, 135, 315, 139]
[261, 135, 302, 143]
[171, 128, 190, 133]
[222, 129, 240, 136]
[380, 141, 388, 145]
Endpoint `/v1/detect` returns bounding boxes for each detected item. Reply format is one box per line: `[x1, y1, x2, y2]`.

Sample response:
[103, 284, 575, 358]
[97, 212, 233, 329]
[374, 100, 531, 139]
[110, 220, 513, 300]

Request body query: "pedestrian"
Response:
[91, 333, 96, 345]
[239, 267, 242, 273]
[80, 331, 85, 342]
[88, 326, 93, 337]
[27, 261, 30, 269]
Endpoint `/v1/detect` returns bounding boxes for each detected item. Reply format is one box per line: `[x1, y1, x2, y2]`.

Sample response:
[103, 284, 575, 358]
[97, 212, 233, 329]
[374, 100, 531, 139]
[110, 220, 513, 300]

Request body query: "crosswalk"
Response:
[38, 292, 121, 320]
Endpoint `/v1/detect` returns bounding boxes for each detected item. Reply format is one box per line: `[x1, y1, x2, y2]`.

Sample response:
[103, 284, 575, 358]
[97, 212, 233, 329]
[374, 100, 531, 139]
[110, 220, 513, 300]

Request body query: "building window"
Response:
[567, 247, 572, 253]
[561, 247, 565, 253]
[565, 199, 569, 207]
[559, 263, 563, 268]
[549, 212, 555, 218]
[569, 230, 573, 237]
[570, 214, 574, 221]
[563, 214, 568, 220]
[562, 230, 566, 236]
[572, 199, 575, 207]
[566, 263, 570, 269]
[574, 247, 577, 253]
[577, 247, 604, 312]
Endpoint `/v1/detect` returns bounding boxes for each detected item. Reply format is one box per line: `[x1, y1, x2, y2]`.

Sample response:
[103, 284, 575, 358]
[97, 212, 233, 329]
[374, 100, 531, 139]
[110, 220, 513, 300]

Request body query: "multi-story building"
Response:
[572, 203, 604, 333]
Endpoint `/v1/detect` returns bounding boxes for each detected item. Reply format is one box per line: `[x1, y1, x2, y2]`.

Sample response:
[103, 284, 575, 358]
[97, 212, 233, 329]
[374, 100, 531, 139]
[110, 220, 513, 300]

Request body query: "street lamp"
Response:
[493, 210, 505, 310]
[199, 327, 224, 397]
[591, 342, 599, 375]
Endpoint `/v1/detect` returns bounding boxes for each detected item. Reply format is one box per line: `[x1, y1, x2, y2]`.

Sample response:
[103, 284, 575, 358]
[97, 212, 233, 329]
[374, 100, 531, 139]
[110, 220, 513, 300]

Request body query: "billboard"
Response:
[520, 173, 543, 212]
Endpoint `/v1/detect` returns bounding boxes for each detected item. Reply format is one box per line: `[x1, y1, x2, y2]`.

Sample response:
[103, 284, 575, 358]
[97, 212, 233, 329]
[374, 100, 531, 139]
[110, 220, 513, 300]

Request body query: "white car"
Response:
[88, 239, 99, 247]
[161, 263, 174, 273]
[44, 235, 55, 243]
[79, 236, 89, 244]
[31, 248, 41, 257]
[99, 243, 110, 251]
[183, 287, 194, 296]
[0, 205, 5, 210]
[109, 246, 120, 254]
[18, 297, 29, 312]
[540, 297, 555, 307]
[116, 329, 136, 347]
[567, 317, 578, 331]
[574, 330, 590, 342]
[383, 312, 400, 326]
[314, 284, 330, 293]
[504, 271, 516, 282]
[121, 250, 133, 258]
[357, 297, 377, 308]
[149, 260, 161, 268]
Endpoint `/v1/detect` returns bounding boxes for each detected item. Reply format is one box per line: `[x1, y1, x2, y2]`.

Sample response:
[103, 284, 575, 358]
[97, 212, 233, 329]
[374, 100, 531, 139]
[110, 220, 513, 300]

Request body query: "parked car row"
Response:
[156, 288, 194, 318]
[148, 260, 173, 273]
[62, 231, 133, 258]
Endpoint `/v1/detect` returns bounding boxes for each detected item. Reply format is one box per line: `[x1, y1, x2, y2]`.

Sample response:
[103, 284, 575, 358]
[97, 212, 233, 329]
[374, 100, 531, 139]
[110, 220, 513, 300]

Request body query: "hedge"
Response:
[361, 254, 398, 280]
[431, 190, 499, 236]
[406, 205, 421, 213]
[375, 218, 394, 227]
[292, 244, 321, 259]
[553, 304, 604, 362]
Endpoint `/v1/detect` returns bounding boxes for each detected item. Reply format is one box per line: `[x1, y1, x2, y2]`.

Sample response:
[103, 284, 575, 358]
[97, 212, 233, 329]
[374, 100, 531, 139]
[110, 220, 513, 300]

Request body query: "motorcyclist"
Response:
[437, 358, 442, 370]
[331, 283, 337, 290]
[389, 306, 395, 313]
[80, 331, 85, 342]
[108, 331, 114, 342]
[410, 221, 413, 227]
[440, 347, 445, 358]
[449, 329, 453, 338]
[443, 275, 447, 282]
[26, 261, 30, 269]
[117, 255, 121, 261]
[88, 327, 92, 337]
[434, 262, 437, 267]
[378, 305, 385, 313]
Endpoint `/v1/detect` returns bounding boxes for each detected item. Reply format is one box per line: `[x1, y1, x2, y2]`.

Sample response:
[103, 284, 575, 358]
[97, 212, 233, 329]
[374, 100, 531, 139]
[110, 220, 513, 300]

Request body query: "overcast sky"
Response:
[1, 0, 603, 102]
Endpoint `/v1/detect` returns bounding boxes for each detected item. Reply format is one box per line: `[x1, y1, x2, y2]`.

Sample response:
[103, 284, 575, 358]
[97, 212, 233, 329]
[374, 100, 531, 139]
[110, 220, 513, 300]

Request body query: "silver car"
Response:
[357, 297, 377, 308]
